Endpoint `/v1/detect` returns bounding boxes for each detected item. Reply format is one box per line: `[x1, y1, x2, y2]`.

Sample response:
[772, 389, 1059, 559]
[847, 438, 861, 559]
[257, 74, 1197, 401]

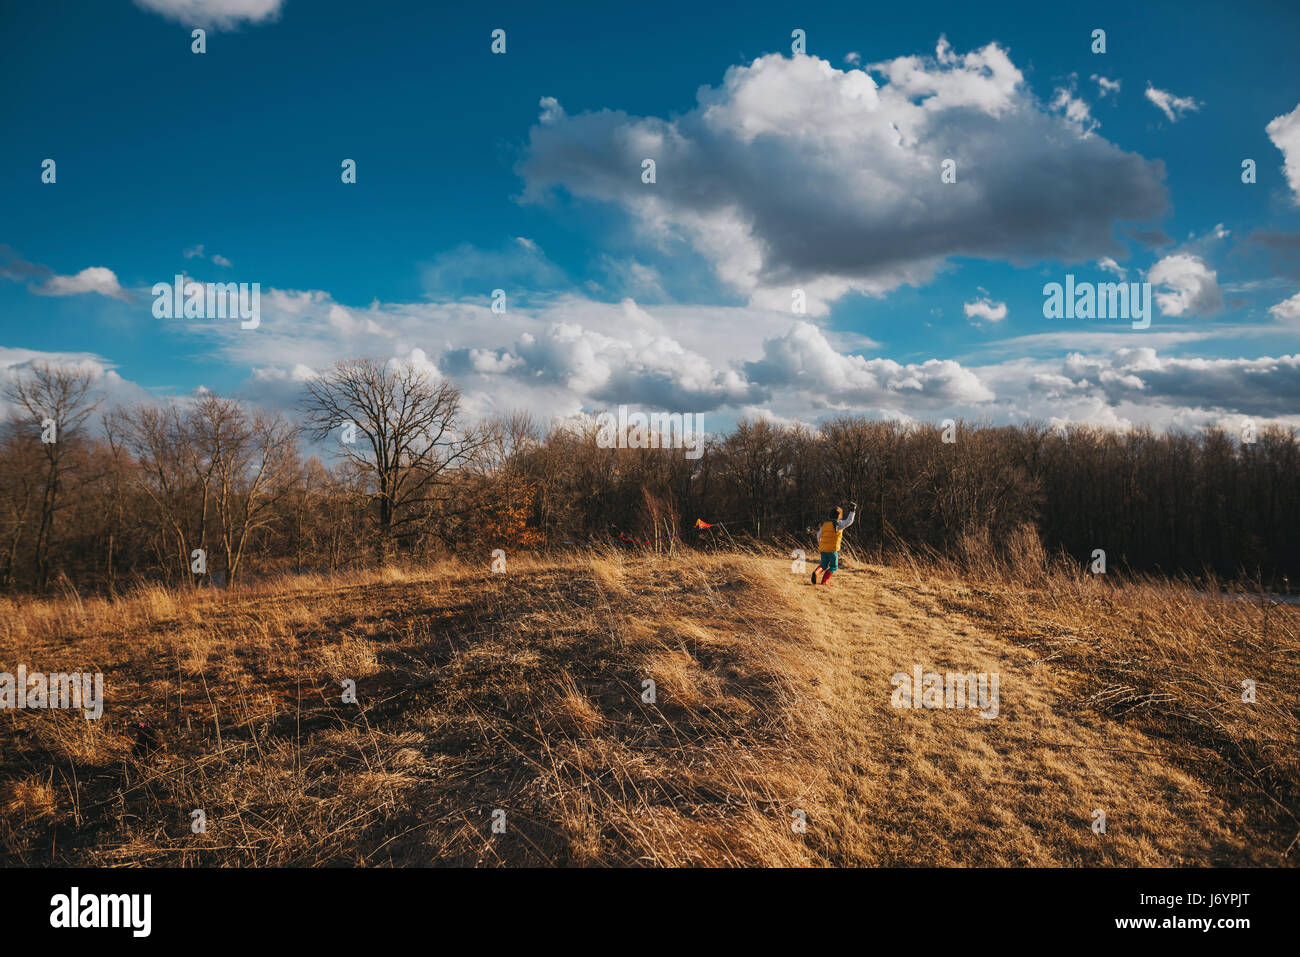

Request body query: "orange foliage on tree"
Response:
[477, 483, 543, 548]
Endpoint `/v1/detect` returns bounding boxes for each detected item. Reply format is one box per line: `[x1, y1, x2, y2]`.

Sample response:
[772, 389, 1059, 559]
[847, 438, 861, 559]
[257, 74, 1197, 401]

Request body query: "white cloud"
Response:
[1265, 102, 1300, 204]
[963, 297, 1007, 321]
[387, 347, 444, 384]
[1147, 254, 1223, 316]
[1051, 83, 1097, 134]
[182, 276, 1300, 432]
[520, 41, 1167, 315]
[1091, 75, 1121, 98]
[972, 348, 1300, 432]
[31, 266, 131, 302]
[743, 320, 995, 407]
[1097, 256, 1126, 278]
[1268, 290, 1300, 320]
[44, 272, 1299, 434]
[1057, 348, 1300, 417]
[0, 348, 151, 420]
[133, 0, 285, 30]
[1144, 84, 1201, 122]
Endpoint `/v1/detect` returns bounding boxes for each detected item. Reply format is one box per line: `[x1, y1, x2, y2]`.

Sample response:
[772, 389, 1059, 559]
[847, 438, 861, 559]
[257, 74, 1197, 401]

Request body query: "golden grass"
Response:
[0, 547, 1295, 866]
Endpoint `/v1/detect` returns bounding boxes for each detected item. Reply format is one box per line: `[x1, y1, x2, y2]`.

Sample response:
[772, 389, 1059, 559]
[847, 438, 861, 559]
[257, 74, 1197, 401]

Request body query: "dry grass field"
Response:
[1, 548, 1296, 866]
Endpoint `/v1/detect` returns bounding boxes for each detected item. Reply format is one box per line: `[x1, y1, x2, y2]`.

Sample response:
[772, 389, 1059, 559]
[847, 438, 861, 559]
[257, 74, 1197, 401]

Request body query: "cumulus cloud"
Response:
[32, 266, 131, 302]
[964, 297, 1007, 321]
[1144, 84, 1201, 122]
[1269, 290, 1300, 320]
[1147, 254, 1223, 316]
[968, 345, 1300, 432]
[191, 278, 1005, 419]
[744, 320, 995, 408]
[519, 40, 1167, 315]
[1265, 102, 1300, 204]
[1059, 348, 1300, 417]
[448, 317, 763, 410]
[1, 246, 131, 302]
[133, 0, 285, 30]
[39, 267, 1298, 434]
[0, 347, 151, 420]
[179, 274, 1300, 432]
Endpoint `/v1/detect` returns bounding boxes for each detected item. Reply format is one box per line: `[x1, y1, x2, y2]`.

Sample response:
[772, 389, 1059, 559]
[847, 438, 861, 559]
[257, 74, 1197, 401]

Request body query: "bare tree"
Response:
[302, 358, 486, 561]
[193, 395, 299, 584]
[2, 363, 102, 589]
[0, 421, 42, 591]
[120, 402, 206, 581]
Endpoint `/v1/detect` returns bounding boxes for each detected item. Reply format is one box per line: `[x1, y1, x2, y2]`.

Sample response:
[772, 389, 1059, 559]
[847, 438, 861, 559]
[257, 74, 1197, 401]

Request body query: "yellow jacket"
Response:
[818, 510, 855, 553]
[819, 522, 842, 553]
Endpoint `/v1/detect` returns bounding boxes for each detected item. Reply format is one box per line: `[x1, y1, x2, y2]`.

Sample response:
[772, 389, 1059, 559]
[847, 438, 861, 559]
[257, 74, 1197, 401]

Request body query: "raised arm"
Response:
[836, 502, 858, 531]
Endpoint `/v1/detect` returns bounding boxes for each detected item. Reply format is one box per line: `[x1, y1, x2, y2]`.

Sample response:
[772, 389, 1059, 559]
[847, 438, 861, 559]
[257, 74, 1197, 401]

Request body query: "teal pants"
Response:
[819, 551, 839, 572]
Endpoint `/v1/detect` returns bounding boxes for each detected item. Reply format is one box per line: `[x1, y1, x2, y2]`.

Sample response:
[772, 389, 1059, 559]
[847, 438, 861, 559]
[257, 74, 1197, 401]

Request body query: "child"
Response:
[812, 502, 857, 585]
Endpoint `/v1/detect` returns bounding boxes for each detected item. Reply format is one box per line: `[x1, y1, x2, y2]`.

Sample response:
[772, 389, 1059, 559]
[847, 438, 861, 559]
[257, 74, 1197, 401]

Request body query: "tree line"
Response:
[1, 359, 1297, 594]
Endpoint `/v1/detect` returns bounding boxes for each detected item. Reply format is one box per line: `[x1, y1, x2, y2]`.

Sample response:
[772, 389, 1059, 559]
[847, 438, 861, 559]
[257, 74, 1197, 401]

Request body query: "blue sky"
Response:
[3, 0, 1300, 433]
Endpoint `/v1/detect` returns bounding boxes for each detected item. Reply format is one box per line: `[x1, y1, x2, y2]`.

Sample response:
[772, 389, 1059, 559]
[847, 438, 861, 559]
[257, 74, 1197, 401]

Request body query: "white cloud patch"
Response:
[159, 274, 1300, 432]
[31, 266, 131, 302]
[1144, 84, 1201, 122]
[0, 348, 151, 420]
[1057, 348, 1300, 418]
[964, 297, 1007, 321]
[1268, 290, 1300, 320]
[520, 40, 1167, 315]
[1091, 75, 1121, 98]
[38, 273, 1298, 434]
[1265, 102, 1300, 204]
[0, 247, 129, 302]
[1097, 256, 1126, 278]
[133, 0, 285, 30]
[1147, 254, 1223, 316]
[743, 320, 995, 407]
[1051, 81, 1097, 134]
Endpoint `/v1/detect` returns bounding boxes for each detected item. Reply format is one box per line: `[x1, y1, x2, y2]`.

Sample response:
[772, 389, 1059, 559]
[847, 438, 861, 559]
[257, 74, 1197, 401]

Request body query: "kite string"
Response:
[561, 502, 836, 546]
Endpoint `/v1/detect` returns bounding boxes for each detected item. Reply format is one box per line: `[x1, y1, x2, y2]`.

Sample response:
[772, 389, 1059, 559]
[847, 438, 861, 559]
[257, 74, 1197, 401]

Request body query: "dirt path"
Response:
[787, 563, 1274, 866]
